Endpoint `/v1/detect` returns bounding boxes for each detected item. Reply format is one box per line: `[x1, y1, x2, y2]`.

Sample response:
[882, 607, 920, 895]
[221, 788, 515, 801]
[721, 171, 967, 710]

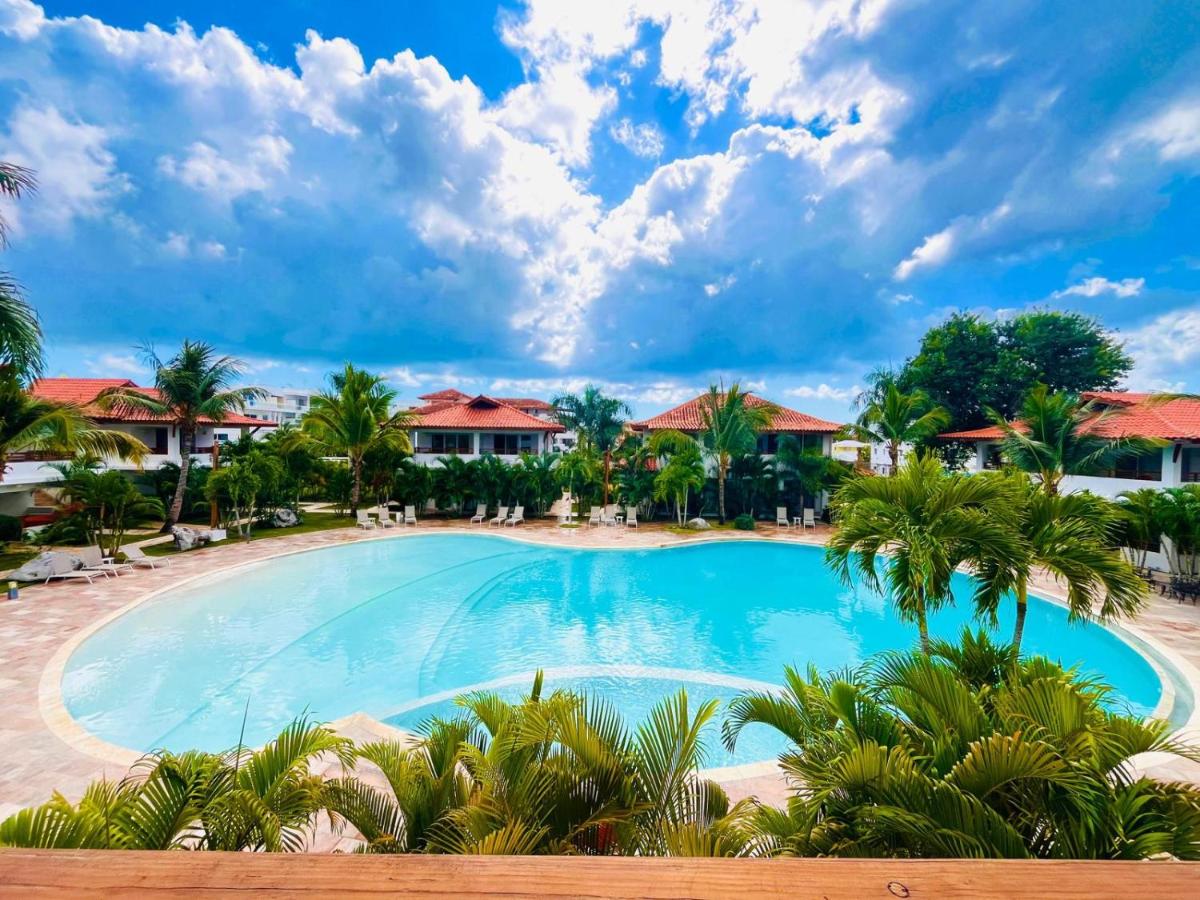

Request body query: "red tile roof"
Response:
[495, 397, 553, 411]
[632, 392, 842, 434]
[941, 392, 1200, 442]
[30, 378, 272, 428]
[411, 395, 564, 431]
[417, 388, 471, 402]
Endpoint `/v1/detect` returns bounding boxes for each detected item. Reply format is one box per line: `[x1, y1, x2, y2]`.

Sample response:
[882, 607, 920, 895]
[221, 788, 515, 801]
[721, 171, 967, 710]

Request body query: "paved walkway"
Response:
[1, 518, 1198, 831]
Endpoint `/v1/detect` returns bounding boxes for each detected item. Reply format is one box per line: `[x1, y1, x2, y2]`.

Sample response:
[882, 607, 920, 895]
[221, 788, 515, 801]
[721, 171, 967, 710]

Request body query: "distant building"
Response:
[407, 390, 564, 466]
[213, 387, 317, 442]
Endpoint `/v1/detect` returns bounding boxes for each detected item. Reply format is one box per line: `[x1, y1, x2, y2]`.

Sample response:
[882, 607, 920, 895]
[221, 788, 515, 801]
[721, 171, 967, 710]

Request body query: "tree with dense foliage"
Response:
[556, 448, 602, 510]
[826, 455, 1023, 654]
[1115, 488, 1163, 571]
[205, 458, 263, 537]
[774, 435, 850, 512]
[993, 386, 1164, 495]
[613, 434, 657, 518]
[0, 162, 43, 383]
[512, 451, 560, 515]
[854, 380, 949, 474]
[99, 342, 263, 529]
[973, 472, 1146, 652]
[650, 430, 706, 526]
[48, 458, 164, 557]
[725, 633, 1200, 859]
[551, 386, 631, 508]
[1153, 486, 1200, 581]
[301, 364, 415, 516]
[393, 458, 433, 513]
[697, 383, 776, 524]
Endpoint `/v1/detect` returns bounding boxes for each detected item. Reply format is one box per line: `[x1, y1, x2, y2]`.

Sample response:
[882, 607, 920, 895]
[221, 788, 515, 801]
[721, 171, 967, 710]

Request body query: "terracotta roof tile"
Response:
[417, 388, 471, 402]
[631, 392, 842, 434]
[941, 393, 1200, 442]
[412, 395, 563, 431]
[495, 397, 553, 411]
[30, 378, 272, 428]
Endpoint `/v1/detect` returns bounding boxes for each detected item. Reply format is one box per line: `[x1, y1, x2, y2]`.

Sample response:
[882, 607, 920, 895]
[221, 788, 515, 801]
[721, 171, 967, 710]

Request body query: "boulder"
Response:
[272, 508, 300, 528]
[172, 526, 210, 551]
[686, 517, 710, 530]
[10, 550, 78, 583]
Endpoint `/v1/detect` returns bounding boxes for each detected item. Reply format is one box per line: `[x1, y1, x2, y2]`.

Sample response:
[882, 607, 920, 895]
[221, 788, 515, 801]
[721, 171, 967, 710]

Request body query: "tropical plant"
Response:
[393, 458, 434, 513]
[854, 380, 950, 474]
[0, 718, 353, 851]
[260, 423, 319, 510]
[972, 471, 1146, 652]
[726, 637, 1200, 859]
[0, 374, 148, 483]
[551, 385, 631, 508]
[826, 454, 1023, 654]
[430, 454, 473, 514]
[0, 161, 43, 383]
[513, 452, 560, 515]
[300, 364, 415, 515]
[775, 436, 850, 512]
[205, 458, 262, 538]
[613, 434, 657, 518]
[48, 458, 165, 557]
[99, 342, 262, 529]
[1115, 488, 1165, 571]
[992, 386, 1164, 495]
[697, 383, 776, 524]
[727, 453, 776, 518]
[556, 449, 602, 511]
[472, 453, 516, 509]
[651, 432, 706, 526]
[1154, 486, 1200, 581]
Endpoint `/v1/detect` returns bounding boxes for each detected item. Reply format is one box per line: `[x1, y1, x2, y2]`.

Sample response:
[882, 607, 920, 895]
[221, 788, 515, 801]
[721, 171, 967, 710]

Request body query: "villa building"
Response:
[942, 391, 1200, 498]
[0, 378, 274, 519]
[631, 391, 843, 456]
[407, 390, 564, 466]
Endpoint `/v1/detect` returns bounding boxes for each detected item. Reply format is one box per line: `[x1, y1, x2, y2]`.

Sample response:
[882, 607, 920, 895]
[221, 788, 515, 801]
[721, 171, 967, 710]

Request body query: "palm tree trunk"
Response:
[717, 457, 727, 524]
[603, 449, 611, 508]
[1012, 579, 1029, 653]
[916, 586, 931, 655]
[350, 456, 362, 515]
[163, 426, 192, 532]
[889, 441, 900, 475]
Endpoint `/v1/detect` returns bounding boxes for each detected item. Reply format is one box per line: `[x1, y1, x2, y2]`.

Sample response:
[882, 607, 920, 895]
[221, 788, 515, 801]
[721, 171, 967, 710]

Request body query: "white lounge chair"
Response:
[505, 506, 525, 527]
[489, 506, 509, 526]
[378, 507, 397, 528]
[44, 554, 102, 584]
[403, 505, 417, 526]
[776, 507, 790, 528]
[356, 511, 376, 530]
[469, 504, 487, 525]
[121, 545, 171, 569]
[802, 508, 816, 530]
[602, 506, 620, 527]
[625, 507, 638, 528]
[587, 506, 602, 527]
[79, 545, 132, 576]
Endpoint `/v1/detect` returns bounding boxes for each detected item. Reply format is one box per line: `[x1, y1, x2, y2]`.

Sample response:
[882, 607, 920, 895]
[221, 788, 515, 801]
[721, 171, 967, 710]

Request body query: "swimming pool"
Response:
[60, 534, 1168, 768]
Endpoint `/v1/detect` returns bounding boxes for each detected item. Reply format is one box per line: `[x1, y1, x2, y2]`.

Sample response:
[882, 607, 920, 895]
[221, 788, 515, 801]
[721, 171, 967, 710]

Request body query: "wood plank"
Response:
[1, 851, 1197, 900]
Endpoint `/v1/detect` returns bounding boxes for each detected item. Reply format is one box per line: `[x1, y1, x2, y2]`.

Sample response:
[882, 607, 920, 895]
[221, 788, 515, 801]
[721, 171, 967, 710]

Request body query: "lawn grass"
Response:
[143, 512, 359, 556]
[0, 545, 39, 573]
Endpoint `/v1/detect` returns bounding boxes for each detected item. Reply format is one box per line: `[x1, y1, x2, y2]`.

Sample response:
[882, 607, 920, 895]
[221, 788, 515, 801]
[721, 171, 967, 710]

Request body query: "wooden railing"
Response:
[0, 851, 1195, 899]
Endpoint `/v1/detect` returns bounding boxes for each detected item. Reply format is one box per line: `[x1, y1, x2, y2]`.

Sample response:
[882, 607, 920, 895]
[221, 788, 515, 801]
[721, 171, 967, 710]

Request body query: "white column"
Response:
[1162, 444, 1181, 488]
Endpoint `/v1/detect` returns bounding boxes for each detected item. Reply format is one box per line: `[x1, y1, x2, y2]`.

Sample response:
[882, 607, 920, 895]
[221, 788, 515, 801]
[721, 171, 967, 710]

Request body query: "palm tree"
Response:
[99, 342, 263, 529]
[0, 376, 148, 483]
[650, 430, 705, 526]
[552, 385, 631, 508]
[50, 459, 165, 557]
[854, 381, 950, 474]
[1115, 488, 1163, 572]
[973, 472, 1146, 652]
[300, 364, 415, 516]
[556, 448, 601, 510]
[697, 383, 776, 523]
[993, 386, 1164, 495]
[826, 454, 1023, 654]
[1153, 486, 1200, 582]
[513, 451, 559, 515]
[725, 641, 1200, 859]
[0, 162, 43, 383]
[775, 434, 850, 512]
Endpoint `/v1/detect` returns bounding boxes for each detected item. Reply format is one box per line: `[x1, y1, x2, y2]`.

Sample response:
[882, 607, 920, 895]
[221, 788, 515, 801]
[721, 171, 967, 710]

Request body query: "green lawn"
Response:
[0, 545, 39, 574]
[143, 512, 359, 556]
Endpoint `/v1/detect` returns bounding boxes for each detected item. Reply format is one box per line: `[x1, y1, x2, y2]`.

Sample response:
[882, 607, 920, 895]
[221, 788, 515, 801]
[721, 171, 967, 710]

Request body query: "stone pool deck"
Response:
[2, 518, 1199, 836]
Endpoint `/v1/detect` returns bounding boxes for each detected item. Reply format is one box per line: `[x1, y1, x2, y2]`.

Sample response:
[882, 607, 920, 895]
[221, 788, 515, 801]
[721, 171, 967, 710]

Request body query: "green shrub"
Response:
[0, 514, 22, 542]
[733, 513, 755, 530]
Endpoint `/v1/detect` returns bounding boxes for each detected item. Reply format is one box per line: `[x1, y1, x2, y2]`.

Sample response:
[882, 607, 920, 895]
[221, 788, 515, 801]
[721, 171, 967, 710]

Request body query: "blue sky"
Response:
[1, 0, 1198, 420]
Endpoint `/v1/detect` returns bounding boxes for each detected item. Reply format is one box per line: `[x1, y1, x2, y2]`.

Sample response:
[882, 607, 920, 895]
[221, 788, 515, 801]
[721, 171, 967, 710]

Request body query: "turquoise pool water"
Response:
[61, 535, 1166, 767]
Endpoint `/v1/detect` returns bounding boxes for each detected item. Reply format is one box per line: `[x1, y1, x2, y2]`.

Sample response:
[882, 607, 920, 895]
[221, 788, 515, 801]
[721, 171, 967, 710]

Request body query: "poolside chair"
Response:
[470, 504, 488, 525]
[121, 545, 171, 569]
[802, 508, 816, 530]
[403, 505, 418, 526]
[489, 506, 509, 526]
[625, 507, 638, 528]
[378, 507, 397, 528]
[505, 506, 525, 527]
[602, 506, 619, 527]
[79, 545, 132, 576]
[44, 553, 103, 584]
[587, 506, 602, 527]
[356, 511, 376, 530]
[776, 507, 790, 528]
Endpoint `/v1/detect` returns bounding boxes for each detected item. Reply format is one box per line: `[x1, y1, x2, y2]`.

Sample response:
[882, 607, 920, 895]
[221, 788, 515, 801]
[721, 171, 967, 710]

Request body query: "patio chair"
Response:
[121, 545, 171, 569]
[802, 508, 816, 530]
[489, 506, 509, 526]
[776, 507, 790, 528]
[587, 506, 602, 527]
[470, 504, 488, 525]
[79, 545, 132, 576]
[378, 507, 397, 528]
[44, 553, 104, 584]
[625, 507, 638, 528]
[356, 511, 376, 529]
[602, 506, 619, 526]
[403, 505, 418, 526]
[505, 506, 525, 527]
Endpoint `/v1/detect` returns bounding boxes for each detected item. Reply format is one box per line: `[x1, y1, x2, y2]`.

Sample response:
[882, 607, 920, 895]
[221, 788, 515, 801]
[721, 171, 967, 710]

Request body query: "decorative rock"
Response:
[10, 551, 78, 582]
[687, 517, 710, 530]
[272, 509, 300, 528]
[172, 526, 210, 551]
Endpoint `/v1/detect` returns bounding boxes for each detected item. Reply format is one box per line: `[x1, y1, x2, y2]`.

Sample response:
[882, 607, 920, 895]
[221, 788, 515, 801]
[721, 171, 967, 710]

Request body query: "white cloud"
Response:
[158, 134, 292, 201]
[84, 352, 147, 379]
[703, 274, 736, 296]
[785, 383, 860, 402]
[1122, 308, 1200, 391]
[893, 226, 956, 280]
[159, 231, 228, 259]
[1127, 99, 1200, 163]
[1052, 276, 1144, 299]
[609, 117, 664, 158]
[0, 0, 43, 39]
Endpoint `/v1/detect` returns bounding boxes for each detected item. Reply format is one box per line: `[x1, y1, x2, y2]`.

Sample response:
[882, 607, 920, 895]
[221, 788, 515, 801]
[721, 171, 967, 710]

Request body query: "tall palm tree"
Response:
[826, 454, 1023, 654]
[973, 472, 1146, 652]
[0, 376, 148, 483]
[301, 364, 415, 516]
[99, 341, 263, 530]
[993, 386, 1164, 495]
[697, 383, 776, 524]
[551, 385, 631, 508]
[0, 162, 43, 383]
[775, 434, 850, 511]
[854, 381, 950, 474]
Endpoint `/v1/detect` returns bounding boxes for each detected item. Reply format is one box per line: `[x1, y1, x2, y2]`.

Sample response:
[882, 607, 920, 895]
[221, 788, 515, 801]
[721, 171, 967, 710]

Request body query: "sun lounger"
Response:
[356, 511, 376, 529]
[776, 507, 790, 528]
[44, 553, 103, 584]
[79, 545, 132, 576]
[377, 508, 397, 528]
[802, 508, 816, 530]
[403, 505, 417, 526]
[505, 506, 525, 527]
[625, 507, 638, 528]
[121, 545, 171, 569]
[470, 504, 487, 525]
[489, 506, 509, 526]
[587, 506, 602, 527]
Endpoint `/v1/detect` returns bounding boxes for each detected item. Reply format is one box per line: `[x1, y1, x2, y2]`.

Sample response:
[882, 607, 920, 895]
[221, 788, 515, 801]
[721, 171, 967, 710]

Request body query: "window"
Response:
[984, 445, 1003, 470]
[490, 433, 519, 455]
[1110, 450, 1163, 481]
[1183, 447, 1200, 483]
[756, 433, 779, 454]
[426, 432, 472, 454]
